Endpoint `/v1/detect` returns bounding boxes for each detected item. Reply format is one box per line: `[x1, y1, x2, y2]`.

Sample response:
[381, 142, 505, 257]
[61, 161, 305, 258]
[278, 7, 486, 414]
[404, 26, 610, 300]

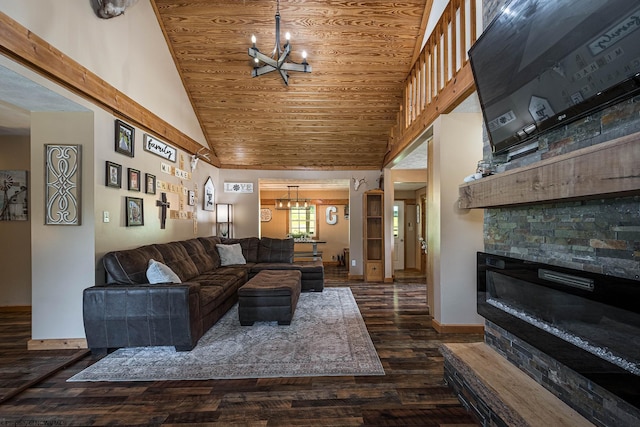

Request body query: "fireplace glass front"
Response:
[477, 252, 640, 409]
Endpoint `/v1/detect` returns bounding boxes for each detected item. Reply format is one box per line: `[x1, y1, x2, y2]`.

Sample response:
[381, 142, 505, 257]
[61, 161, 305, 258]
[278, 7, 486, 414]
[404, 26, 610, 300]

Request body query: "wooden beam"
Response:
[0, 12, 220, 167]
[458, 132, 640, 209]
[411, 0, 435, 66]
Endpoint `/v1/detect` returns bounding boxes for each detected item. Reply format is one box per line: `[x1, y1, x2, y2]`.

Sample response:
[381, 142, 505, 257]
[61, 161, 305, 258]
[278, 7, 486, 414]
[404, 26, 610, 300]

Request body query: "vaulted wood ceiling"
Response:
[152, 0, 428, 170]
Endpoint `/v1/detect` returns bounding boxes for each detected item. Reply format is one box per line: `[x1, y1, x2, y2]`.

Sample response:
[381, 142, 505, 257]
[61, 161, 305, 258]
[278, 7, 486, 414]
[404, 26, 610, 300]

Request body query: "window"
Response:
[290, 206, 316, 238]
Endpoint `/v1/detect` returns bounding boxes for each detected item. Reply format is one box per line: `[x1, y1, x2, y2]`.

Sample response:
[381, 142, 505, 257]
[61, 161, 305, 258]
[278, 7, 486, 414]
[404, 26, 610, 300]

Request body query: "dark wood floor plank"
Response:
[0, 267, 482, 426]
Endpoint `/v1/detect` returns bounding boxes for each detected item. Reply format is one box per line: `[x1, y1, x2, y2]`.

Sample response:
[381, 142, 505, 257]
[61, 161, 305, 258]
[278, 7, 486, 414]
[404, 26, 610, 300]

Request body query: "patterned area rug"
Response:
[68, 287, 384, 382]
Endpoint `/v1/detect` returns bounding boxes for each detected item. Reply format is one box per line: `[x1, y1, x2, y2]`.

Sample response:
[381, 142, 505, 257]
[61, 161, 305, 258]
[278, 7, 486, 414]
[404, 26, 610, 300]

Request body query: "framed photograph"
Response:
[0, 170, 28, 221]
[145, 173, 156, 195]
[128, 168, 141, 191]
[125, 196, 144, 226]
[105, 161, 121, 188]
[115, 119, 135, 157]
[45, 145, 81, 225]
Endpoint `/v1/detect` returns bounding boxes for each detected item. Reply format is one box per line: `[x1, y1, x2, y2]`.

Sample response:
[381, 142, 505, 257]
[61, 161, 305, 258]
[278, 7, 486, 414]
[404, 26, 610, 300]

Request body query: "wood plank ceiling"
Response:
[151, 0, 427, 170]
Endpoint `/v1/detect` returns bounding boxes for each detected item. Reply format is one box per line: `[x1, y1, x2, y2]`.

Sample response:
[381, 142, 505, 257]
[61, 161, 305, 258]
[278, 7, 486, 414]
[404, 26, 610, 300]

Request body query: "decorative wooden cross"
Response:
[156, 192, 170, 229]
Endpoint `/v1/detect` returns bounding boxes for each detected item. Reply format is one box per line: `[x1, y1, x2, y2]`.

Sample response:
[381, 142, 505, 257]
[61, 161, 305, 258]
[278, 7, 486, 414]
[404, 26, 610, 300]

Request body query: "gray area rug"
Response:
[68, 287, 384, 382]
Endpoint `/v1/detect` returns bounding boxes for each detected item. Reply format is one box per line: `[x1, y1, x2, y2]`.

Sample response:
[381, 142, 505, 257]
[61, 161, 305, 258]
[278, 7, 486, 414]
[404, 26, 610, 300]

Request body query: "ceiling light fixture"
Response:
[248, 0, 311, 85]
[276, 185, 310, 210]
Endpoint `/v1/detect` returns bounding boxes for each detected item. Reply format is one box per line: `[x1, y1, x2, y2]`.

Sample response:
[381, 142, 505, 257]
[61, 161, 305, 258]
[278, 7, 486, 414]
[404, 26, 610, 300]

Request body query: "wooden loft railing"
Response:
[383, 0, 482, 166]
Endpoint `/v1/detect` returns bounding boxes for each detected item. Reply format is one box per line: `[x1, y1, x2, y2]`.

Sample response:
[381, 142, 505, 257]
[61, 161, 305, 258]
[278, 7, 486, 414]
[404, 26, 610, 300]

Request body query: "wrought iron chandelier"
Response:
[276, 185, 310, 210]
[248, 0, 312, 85]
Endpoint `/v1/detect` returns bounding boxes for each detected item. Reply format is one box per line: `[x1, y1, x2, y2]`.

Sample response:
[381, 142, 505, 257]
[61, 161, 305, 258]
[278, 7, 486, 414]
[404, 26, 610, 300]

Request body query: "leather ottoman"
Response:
[238, 270, 302, 326]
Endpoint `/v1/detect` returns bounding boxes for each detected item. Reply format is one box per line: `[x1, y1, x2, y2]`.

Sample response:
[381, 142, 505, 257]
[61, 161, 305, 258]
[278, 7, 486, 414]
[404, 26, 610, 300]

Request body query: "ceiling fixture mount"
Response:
[276, 185, 310, 210]
[248, 0, 311, 85]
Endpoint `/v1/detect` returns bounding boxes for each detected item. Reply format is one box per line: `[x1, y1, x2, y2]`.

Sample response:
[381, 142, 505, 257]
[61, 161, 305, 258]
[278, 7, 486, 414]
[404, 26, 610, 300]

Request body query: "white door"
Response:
[393, 202, 405, 270]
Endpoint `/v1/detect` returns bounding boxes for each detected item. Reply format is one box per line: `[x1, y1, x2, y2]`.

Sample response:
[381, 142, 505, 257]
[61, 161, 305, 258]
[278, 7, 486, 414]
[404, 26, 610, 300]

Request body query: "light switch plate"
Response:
[103, 211, 109, 223]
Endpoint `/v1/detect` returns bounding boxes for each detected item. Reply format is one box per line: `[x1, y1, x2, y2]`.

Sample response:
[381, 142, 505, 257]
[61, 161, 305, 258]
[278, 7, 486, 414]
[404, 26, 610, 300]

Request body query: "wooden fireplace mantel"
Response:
[458, 132, 640, 209]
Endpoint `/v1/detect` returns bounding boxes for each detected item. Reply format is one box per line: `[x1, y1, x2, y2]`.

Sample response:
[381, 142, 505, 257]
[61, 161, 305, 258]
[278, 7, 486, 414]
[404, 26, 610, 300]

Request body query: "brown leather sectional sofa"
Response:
[82, 236, 324, 355]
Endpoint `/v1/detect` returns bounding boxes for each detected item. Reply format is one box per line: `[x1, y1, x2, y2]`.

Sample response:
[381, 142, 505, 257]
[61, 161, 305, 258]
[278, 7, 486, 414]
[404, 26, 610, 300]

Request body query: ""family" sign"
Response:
[143, 134, 177, 162]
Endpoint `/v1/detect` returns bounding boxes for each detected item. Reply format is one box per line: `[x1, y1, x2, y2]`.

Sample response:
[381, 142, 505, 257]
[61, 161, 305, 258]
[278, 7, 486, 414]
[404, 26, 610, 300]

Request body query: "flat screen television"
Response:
[469, 0, 640, 154]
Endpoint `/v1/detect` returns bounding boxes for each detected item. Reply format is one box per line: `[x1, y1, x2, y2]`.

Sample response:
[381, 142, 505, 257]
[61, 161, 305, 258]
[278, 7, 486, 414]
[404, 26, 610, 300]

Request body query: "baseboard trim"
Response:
[384, 277, 394, 283]
[348, 274, 364, 281]
[27, 338, 88, 350]
[432, 319, 484, 334]
[0, 305, 31, 312]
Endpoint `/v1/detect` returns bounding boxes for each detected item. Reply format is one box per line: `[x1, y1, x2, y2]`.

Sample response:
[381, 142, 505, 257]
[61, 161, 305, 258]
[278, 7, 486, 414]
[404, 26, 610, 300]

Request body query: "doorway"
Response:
[393, 201, 405, 271]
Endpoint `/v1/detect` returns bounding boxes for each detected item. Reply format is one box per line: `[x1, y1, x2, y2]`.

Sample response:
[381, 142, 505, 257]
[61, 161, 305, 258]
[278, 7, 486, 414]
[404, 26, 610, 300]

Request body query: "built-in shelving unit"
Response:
[363, 189, 384, 282]
[458, 133, 640, 209]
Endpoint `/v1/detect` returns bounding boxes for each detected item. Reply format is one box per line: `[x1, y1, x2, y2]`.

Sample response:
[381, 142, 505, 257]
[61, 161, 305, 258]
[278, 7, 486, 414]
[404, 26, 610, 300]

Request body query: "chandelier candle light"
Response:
[248, 0, 311, 85]
[276, 185, 310, 210]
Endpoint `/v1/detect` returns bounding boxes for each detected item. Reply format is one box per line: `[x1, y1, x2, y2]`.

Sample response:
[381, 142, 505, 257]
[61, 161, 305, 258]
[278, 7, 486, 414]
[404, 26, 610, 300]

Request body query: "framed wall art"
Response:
[203, 177, 215, 211]
[145, 173, 156, 195]
[0, 170, 28, 221]
[128, 168, 141, 192]
[125, 196, 144, 226]
[105, 161, 122, 188]
[143, 133, 176, 162]
[260, 208, 272, 222]
[115, 119, 135, 157]
[45, 144, 81, 225]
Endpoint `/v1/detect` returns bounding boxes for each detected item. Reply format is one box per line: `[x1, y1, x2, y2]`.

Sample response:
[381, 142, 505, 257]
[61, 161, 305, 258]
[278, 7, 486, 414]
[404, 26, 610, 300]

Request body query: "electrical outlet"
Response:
[351, 259, 356, 267]
[103, 211, 110, 223]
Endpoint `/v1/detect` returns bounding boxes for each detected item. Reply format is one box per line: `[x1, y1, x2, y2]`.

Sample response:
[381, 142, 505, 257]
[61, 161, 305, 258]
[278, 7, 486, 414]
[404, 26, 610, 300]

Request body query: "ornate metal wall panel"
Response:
[45, 144, 81, 225]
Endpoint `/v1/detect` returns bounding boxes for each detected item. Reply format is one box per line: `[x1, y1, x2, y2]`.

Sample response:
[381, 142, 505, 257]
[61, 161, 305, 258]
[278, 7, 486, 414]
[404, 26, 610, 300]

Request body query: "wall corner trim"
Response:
[432, 319, 484, 334]
[27, 338, 88, 351]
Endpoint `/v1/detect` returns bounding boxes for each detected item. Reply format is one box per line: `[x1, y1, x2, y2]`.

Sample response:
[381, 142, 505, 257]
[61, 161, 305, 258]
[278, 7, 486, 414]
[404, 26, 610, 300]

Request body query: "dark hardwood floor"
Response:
[0, 268, 482, 426]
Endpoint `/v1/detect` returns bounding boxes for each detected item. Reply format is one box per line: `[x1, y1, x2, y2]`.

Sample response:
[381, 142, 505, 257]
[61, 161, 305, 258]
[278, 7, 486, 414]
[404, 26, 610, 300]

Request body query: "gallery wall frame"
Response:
[45, 144, 81, 225]
[203, 177, 215, 211]
[105, 161, 122, 188]
[143, 133, 176, 162]
[128, 168, 141, 192]
[145, 173, 156, 195]
[115, 119, 135, 157]
[0, 169, 28, 221]
[125, 196, 144, 226]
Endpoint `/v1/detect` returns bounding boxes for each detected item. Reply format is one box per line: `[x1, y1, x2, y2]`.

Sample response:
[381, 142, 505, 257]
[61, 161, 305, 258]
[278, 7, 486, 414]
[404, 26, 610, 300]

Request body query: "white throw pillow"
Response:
[146, 259, 182, 284]
[217, 243, 247, 266]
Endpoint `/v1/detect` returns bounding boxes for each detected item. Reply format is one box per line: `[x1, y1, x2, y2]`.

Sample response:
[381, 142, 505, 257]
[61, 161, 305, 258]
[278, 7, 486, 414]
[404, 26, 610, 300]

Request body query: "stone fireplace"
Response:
[477, 252, 639, 425]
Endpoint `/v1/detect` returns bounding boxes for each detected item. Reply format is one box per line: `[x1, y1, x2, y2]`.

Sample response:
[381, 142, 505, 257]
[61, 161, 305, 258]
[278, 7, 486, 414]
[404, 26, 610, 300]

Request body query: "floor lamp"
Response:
[216, 203, 233, 238]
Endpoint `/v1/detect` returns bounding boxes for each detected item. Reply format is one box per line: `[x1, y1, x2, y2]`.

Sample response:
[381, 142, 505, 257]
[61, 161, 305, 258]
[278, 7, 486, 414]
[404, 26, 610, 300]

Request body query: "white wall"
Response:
[31, 112, 95, 339]
[428, 113, 484, 326]
[0, 0, 206, 145]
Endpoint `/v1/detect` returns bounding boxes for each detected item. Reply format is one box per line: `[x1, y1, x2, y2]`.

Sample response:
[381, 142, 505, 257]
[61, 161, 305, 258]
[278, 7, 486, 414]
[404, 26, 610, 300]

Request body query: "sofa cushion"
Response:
[220, 237, 260, 263]
[197, 236, 222, 269]
[258, 237, 294, 263]
[179, 238, 216, 275]
[146, 259, 182, 284]
[153, 242, 200, 282]
[217, 243, 247, 266]
[103, 244, 164, 284]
